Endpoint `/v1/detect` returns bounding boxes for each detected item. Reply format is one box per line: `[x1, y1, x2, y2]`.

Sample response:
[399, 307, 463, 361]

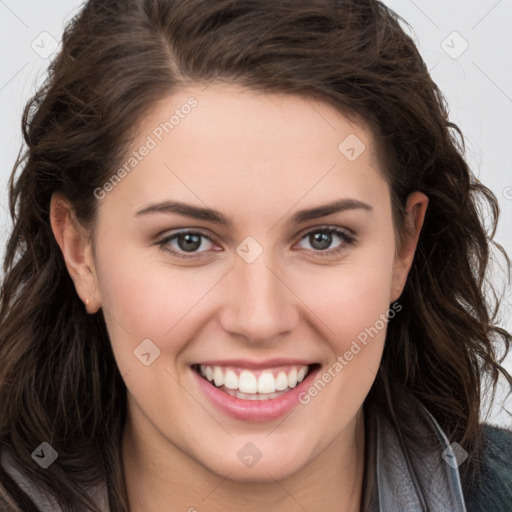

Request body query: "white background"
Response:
[0, 0, 510, 427]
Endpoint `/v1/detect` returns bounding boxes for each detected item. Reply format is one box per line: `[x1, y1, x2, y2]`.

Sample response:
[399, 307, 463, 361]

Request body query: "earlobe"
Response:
[49, 193, 102, 314]
[391, 191, 429, 302]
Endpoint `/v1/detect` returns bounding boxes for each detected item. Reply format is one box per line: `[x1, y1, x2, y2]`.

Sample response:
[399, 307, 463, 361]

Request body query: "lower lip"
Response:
[191, 366, 320, 422]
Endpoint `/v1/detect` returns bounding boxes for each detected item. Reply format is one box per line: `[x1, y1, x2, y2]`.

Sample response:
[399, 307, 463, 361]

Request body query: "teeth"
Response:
[238, 370, 258, 393]
[224, 370, 238, 390]
[223, 388, 290, 400]
[287, 367, 297, 388]
[275, 372, 288, 391]
[213, 367, 224, 387]
[197, 364, 311, 397]
[257, 372, 275, 394]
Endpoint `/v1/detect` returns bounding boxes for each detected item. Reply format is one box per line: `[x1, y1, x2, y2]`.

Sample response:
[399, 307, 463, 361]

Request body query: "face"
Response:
[53, 83, 427, 483]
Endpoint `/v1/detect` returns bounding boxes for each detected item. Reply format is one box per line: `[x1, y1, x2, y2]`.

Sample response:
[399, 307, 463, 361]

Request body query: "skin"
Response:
[50, 83, 428, 511]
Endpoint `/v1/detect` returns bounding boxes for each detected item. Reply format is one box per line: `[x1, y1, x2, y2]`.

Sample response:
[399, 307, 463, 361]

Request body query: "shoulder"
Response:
[0, 444, 59, 511]
[465, 423, 512, 512]
[0, 444, 109, 512]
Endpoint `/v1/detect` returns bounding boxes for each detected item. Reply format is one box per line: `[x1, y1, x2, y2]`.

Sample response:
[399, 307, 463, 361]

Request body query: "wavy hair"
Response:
[1, 0, 511, 510]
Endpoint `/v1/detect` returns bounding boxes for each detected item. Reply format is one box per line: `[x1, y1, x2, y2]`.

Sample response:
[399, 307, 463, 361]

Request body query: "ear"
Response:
[49, 193, 102, 314]
[390, 191, 429, 302]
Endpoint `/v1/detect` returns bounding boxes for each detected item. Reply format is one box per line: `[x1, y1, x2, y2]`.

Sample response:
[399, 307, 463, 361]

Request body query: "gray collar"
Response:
[362, 395, 468, 511]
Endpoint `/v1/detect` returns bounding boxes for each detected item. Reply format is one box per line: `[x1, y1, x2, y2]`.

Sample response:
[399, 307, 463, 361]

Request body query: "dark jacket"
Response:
[465, 424, 512, 511]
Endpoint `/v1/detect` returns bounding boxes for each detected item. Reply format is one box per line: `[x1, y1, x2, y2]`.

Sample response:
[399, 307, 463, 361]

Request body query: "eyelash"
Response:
[156, 226, 356, 260]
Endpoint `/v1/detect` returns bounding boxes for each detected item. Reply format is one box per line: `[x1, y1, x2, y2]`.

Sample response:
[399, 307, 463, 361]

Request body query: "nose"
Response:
[219, 250, 300, 345]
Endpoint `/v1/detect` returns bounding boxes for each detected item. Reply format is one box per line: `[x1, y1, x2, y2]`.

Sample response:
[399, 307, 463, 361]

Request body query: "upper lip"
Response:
[192, 358, 317, 370]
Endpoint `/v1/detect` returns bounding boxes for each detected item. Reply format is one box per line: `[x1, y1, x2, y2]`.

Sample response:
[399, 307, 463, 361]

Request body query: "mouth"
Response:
[191, 362, 321, 401]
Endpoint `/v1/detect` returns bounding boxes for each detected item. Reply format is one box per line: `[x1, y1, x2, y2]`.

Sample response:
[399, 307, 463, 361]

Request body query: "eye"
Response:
[156, 226, 356, 260]
[295, 226, 356, 257]
[156, 230, 218, 259]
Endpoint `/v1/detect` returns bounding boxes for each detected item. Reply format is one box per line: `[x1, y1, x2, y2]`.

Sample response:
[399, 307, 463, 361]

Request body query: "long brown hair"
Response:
[1, 0, 511, 510]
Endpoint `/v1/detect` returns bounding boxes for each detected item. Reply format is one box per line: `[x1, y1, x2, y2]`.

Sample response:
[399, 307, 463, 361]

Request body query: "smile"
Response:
[196, 364, 310, 400]
[191, 362, 321, 421]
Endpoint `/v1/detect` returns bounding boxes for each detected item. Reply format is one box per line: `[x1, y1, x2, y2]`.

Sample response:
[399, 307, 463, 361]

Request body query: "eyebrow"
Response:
[135, 198, 372, 226]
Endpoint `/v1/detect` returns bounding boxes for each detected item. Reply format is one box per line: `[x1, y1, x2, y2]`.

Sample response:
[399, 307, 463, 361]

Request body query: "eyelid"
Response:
[156, 227, 216, 241]
[295, 223, 356, 239]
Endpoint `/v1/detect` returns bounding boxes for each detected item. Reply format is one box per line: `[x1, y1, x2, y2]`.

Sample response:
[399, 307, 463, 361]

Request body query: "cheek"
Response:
[293, 245, 396, 354]
[94, 241, 221, 364]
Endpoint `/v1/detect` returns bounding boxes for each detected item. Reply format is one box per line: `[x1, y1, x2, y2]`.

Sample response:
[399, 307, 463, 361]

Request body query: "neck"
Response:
[122, 406, 365, 512]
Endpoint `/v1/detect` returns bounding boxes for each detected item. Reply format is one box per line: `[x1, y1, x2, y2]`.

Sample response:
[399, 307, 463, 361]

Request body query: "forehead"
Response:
[97, 83, 390, 225]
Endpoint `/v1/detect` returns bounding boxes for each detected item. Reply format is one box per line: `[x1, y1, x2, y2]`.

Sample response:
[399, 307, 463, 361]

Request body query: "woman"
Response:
[0, 0, 511, 510]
